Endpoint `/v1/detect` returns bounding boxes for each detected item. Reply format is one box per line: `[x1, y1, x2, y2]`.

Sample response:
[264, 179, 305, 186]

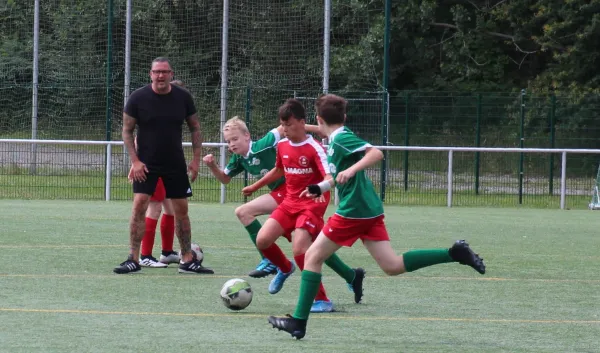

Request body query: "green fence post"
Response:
[519, 89, 526, 204]
[379, 0, 391, 202]
[244, 87, 252, 203]
[549, 94, 556, 195]
[380, 91, 388, 201]
[105, 0, 113, 142]
[403, 92, 410, 191]
[104, 0, 114, 200]
[475, 93, 481, 195]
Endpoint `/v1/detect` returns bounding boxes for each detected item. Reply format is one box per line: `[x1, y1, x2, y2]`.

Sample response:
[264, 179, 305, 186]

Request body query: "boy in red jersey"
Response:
[242, 99, 364, 312]
[204, 117, 324, 278]
[267, 94, 486, 339]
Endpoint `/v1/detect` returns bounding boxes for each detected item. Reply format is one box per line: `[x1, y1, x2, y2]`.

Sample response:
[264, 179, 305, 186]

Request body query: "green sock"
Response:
[244, 219, 264, 259]
[293, 270, 322, 320]
[403, 249, 454, 272]
[324, 253, 355, 284]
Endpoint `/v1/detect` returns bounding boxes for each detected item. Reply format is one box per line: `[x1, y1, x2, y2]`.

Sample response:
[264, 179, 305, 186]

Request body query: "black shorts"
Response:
[133, 170, 192, 199]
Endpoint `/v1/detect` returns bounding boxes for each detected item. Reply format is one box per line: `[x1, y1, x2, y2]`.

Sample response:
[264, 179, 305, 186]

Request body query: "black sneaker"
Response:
[248, 258, 278, 278]
[348, 268, 365, 303]
[178, 260, 214, 274]
[268, 314, 307, 340]
[449, 240, 486, 274]
[113, 255, 141, 274]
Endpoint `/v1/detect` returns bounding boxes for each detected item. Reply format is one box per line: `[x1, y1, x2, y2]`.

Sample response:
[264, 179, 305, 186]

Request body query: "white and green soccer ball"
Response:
[178, 243, 203, 262]
[220, 278, 253, 311]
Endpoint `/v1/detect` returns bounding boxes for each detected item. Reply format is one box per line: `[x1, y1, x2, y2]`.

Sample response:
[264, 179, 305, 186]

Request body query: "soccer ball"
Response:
[178, 243, 203, 262]
[220, 278, 253, 311]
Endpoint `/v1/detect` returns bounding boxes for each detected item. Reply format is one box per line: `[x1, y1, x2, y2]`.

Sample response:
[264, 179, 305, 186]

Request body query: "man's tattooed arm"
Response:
[122, 113, 139, 162]
[186, 113, 203, 162]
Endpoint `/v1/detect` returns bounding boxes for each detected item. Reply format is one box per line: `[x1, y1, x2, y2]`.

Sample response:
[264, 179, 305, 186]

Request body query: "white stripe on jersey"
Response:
[352, 143, 372, 153]
[306, 137, 330, 174]
[270, 128, 281, 145]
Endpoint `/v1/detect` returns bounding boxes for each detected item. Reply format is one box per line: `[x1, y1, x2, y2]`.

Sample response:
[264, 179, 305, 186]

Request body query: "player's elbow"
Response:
[274, 168, 284, 178]
[372, 148, 384, 161]
[221, 176, 232, 184]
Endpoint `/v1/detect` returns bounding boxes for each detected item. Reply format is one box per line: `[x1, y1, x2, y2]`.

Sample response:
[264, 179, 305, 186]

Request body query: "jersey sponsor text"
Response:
[284, 167, 314, 174]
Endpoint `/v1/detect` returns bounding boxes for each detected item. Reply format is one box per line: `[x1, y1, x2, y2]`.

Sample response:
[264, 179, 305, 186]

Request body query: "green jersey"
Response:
[224, 128, 285, 190]
[327, 126, 384, 218]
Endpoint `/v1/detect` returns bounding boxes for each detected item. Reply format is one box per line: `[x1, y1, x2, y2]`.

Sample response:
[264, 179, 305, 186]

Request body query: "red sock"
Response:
[261, 243, 292, 273]
[294, 254, 329, 302]
[141, 217, 158, 257]
[160, 214, 175, 252]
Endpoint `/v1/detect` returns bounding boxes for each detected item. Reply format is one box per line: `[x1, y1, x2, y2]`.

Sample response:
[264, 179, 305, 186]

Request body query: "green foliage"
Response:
[1, 0, 600, 148]
[386, 0, 600, 93]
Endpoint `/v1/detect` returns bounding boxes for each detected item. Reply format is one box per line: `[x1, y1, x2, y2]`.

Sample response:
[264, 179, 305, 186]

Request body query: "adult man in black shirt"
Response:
[114, 57, 213, 274]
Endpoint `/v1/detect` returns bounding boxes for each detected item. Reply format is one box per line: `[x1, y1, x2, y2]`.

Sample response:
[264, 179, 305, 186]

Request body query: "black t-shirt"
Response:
[124, 84, 197, 173]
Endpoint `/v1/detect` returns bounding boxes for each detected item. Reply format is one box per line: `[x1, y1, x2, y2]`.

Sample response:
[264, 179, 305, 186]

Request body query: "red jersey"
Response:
[276, 135, 331, 204]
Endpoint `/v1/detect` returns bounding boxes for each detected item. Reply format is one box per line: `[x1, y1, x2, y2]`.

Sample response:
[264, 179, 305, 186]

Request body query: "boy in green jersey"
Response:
[267, 94, 486, 339]
[204, 117, 293, 277]
[203, 117, 325, 278]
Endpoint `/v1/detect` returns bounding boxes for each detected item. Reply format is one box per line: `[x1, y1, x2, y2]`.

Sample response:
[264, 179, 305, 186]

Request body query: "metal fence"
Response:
[1, 139, 598, 209]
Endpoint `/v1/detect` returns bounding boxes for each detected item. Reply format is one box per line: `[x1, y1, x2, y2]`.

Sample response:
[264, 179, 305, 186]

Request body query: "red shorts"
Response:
[270, 204, 325, 242]
[322, 214, 389, 247]
[150, 178, 166, 202]
[269, 183, 286, 205]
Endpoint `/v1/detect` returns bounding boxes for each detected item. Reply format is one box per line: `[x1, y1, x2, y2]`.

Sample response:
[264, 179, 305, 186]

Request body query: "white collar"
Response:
[243, 141, 253, 159]
[288, 135, 312, 147]
[328, 126, 345, 143]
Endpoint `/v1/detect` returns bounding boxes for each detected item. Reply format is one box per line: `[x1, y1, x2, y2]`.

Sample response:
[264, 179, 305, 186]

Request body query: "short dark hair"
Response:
[278, 98, 306, 122]
[315, 94, 346, 125]
[151, 57, 172, 69]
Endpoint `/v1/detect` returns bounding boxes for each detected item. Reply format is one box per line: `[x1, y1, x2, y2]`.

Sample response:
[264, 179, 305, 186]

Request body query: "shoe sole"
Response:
[248, 270, 277, 278]
[113, 269, 141, 274]
[453, 241, 486, 274]
[268, 317, 305, 340]
[248, 270, 268, 278]
[178, 269, 215, 274]
[140, 263, 168, 268]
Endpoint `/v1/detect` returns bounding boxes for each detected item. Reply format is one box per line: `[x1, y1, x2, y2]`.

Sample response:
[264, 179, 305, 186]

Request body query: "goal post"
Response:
[589, 163, 600, 210]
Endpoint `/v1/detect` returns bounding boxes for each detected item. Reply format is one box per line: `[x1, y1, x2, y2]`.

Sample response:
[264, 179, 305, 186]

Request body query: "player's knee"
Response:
[172, 203, 189, 218]
[382, 267, 397, 276]
[132, 201, 148, 219]
[304, 247, 323, 266]
[256, 228, 275, 250]
[234, 205, 247, 221]
[256, 234, 271, 250]
[380, 262, 405, 276]
[146, 203, 162, 219]
[292, 242, 310, 257]
[291, 232, 311, 256]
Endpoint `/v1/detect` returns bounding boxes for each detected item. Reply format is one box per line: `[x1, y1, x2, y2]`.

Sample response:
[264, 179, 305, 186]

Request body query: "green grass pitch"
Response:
[1, 200, 599, 352]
